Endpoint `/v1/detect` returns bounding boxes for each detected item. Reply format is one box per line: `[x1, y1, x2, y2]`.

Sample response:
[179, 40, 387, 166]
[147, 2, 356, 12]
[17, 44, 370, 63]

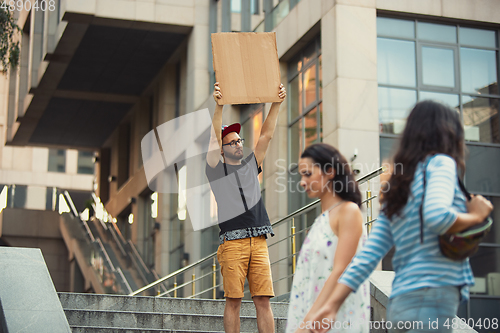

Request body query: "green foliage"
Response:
[0, 8, 21, 74]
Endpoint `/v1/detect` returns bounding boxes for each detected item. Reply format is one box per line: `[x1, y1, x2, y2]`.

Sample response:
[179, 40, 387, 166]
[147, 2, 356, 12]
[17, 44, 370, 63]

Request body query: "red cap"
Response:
[221, 123, 241, 139]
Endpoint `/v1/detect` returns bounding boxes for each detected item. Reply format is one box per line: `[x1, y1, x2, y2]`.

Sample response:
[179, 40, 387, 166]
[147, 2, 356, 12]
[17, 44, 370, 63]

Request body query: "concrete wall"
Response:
[0, 208, 71, 292]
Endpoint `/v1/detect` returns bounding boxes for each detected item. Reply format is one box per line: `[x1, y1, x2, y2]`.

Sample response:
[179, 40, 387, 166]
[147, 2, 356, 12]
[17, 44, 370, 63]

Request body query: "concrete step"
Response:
[59, 293, 289, 318]
[64, 309, 286, 332]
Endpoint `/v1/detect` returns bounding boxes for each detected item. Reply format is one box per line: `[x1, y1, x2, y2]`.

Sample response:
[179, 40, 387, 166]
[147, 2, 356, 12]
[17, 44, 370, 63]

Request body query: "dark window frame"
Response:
[377, 15, 500, 147]
[287, 35, 322, 214]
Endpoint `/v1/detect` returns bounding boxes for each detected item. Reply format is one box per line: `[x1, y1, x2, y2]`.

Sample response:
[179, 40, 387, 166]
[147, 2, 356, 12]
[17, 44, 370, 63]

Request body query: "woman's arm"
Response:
[308, 214, 395, 332]
[446, 194, 493, 233]
[423, 155, 493, 234]
[310, 284, 353, 333]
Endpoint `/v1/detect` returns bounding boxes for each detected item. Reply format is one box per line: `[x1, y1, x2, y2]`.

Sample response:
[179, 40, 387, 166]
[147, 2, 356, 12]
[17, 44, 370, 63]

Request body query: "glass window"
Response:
[459, 27, 497, 48]
[468, 246, 500, 291]
[288, 52, 302, 79]
[377, 17, 415, 39]
[380, 136, 399, 163]
[480, 196, 500, 244]
[421, 46, 455, 88]
[417, 22, 456, 43]
[287, 170, 302, 218]
[377, 17, 499, 145]
[318, 55, 322, 101]
[77, 151, 94, 175]
[289, 75, 302, 121]
[304, 108, 318, 147]
[48, 149, 66, 173]
[318, 103, 323, 142]
[460, 48, 498, 95]
[11, 185, 27, 209]
[142, 192, 158, 268]
[377, 38, 416, 87]
[465, 144, 500, 195]
[231, 0, 258, 14]
[303, 41, 317, 66]
[304, 64, 317, 107]
[379, 19, 500, 314]
[287, 36, 322, 213]
[272, 0, 290, 28]
[289, 119, 302, 166]
[378, 87, 417, 134]
[462, 96, 500, 144]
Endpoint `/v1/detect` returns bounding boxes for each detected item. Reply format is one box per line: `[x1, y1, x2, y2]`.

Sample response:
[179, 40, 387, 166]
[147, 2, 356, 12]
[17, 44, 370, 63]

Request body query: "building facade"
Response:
[2, 0, 499, 324]
[0, 66, 94, 291]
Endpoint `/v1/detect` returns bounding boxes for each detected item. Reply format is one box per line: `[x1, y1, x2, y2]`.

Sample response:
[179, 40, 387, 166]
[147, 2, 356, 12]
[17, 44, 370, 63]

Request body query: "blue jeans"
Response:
[386, 286, 460, 333]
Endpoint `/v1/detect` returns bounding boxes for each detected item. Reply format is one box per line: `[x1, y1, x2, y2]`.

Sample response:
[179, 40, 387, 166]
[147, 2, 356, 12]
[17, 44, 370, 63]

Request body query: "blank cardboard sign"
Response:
[211, 32, 281, 105]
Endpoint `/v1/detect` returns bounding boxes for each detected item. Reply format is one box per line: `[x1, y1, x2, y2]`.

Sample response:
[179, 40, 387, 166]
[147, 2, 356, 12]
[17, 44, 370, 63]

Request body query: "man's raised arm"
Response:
[254, 83, 286, 167]
[207, 82, 223, 168]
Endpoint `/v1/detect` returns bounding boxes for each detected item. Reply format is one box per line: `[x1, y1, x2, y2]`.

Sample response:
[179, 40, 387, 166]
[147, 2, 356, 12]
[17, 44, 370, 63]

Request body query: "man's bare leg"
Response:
[224, 297, 242, 333]
[253, 296, 275, 333]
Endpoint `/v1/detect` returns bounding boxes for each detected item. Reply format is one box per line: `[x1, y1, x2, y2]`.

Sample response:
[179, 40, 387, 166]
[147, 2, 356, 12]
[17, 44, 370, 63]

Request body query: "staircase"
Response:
[59, 293, 288, 333]
[59, 192, 166, 296]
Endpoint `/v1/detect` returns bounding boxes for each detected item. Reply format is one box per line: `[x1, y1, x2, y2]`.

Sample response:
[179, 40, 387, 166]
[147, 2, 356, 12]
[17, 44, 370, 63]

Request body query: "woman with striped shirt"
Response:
[310, 100, 493, 333]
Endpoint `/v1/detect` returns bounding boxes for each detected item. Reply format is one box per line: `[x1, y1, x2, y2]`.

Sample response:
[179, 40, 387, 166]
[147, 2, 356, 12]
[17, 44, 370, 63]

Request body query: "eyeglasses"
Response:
[222, 138, 245, 148]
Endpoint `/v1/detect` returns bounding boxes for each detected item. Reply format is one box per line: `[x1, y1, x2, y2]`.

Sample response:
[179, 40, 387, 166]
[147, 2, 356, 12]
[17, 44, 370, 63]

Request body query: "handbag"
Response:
[419, 162, 493, 261]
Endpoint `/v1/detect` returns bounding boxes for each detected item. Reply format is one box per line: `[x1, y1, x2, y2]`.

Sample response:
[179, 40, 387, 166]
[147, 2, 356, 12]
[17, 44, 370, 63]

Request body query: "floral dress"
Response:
[286, 209, 370, 333]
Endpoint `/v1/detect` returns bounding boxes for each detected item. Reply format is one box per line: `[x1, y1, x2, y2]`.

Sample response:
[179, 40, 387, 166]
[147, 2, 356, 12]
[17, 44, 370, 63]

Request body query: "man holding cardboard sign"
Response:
[206, 29, 286, 333]
[206, 81, 285, 333]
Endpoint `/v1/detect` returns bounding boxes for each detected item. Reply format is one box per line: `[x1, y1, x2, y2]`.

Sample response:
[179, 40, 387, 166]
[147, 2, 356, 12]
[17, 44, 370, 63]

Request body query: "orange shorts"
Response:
[217, 235, 274, 298]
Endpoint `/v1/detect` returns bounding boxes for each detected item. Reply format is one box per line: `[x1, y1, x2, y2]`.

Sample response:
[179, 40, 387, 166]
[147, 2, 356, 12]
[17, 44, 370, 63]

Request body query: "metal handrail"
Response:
[130, 252, 217, 296]
[96, 238, 116, 272]
[160, 270, 217, 298]
[130, 166, 384, 297]
[357, 166, 384, 184]
[127, 240, 151, 274]
[129, 254, 149, 285]
[361, 195, 378, 205]
[63, 190, 79, 217]
[158, 279, 194, 297]
[116, 267, 133, 294]
[188, 282, 224, 299]
[108, 224, 127, 257]
[150, 269, 168, 293]
[270, 252, 297, 266]
[82, 219, 96, 243]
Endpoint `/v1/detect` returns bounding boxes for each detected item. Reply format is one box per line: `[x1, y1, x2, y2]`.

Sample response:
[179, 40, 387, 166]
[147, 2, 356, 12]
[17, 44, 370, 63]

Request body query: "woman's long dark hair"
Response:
[301, 143, 362, 206]
[381, 100, 465, 219]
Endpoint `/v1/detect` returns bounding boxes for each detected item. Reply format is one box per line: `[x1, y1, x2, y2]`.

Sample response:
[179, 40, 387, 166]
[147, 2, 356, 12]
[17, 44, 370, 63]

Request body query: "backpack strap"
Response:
[419, 164, 427, 244]
[457, 177, 471, 201]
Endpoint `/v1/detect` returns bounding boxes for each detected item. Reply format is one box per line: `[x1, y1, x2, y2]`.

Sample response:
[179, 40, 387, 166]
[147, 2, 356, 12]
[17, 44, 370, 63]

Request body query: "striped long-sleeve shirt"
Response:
[339, 154, 474, 301]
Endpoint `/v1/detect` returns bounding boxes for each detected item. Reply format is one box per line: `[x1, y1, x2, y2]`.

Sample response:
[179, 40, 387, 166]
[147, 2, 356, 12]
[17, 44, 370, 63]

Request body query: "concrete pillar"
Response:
[321, 2, 379, 179]
[221, 0, 231, 32]
[241, 0, 251, 32]
[17, 32, 30, 118]
[208, 0, 217, 89]
[264, 0, 273, 32]
[27, 9, 44, 90]
[66, 149, 78, 175]
[265, 61, 290, 297]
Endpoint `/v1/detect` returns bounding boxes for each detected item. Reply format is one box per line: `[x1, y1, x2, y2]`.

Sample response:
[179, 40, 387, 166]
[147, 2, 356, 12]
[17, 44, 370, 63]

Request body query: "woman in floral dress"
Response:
[286, 143, 370, 333]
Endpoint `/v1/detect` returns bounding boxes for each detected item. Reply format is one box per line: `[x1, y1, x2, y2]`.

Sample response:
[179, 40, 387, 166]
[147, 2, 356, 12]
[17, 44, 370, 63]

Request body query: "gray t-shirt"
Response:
[205, 152, 273, 243]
